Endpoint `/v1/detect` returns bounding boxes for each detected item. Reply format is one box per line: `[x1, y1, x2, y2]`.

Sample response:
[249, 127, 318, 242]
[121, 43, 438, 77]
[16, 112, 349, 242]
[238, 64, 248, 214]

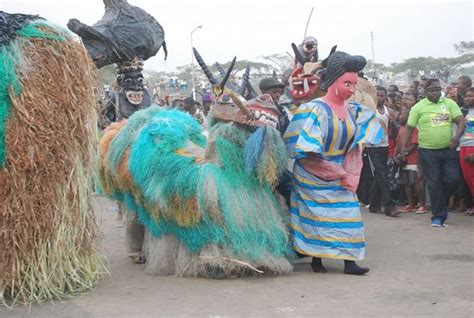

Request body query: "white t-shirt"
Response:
[367, 105, 389, 147]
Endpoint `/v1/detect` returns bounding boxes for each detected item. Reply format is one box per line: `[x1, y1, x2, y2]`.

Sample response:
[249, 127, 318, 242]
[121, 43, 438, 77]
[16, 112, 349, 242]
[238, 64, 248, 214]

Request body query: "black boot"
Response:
[311, 257, 327, 273]
[344, 260, 370, 275]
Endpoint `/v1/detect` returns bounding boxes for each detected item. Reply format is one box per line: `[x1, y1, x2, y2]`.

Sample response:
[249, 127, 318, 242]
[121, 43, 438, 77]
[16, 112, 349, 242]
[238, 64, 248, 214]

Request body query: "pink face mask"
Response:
[328, 72, 358, 100]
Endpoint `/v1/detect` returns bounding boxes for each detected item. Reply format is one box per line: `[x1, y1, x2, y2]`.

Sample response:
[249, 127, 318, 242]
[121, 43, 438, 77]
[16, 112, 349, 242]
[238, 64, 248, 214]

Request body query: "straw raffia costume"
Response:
[0, 12, 105, 303]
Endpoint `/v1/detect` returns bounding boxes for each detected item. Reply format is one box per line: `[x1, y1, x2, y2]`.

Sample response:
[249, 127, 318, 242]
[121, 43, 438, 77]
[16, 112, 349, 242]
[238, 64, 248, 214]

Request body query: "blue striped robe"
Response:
[284, 99, 383, 260]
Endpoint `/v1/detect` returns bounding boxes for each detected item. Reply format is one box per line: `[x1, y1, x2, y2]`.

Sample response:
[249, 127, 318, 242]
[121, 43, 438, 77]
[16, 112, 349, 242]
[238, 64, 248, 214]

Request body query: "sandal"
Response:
[416, 206, 429, 214]
[399, 205, 417, 213]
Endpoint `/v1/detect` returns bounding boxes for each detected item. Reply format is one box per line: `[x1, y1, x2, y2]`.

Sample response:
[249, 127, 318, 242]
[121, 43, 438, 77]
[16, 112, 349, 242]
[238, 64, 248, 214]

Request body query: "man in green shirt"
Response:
[402, 78, 465, 227]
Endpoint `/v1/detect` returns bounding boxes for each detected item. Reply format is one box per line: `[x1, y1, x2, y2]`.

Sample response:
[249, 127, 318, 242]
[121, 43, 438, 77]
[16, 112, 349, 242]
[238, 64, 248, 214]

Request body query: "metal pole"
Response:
[191, 25, 203, 100]
[370, 31, 377, 82]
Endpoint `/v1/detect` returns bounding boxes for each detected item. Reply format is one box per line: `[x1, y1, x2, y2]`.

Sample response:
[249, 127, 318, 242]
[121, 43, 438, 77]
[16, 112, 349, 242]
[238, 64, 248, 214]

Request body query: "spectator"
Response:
[446, 83, 459, 104]
[259, 77, 288, 134]
[163, 95, 170, 107]
[395, 108, 427, 213]
[159, 78, 167, 94]
[201, 93, 213, 116]
[403, 92, 418, 109]
[395, 91, 404, 110]
[457, 75, 472, 109]
[418, 77, 428, 99]
[367, 86, 398, 216]
[168, 78, 175, 91]
[402, 78, 465, 227]
[408, 81, 419, 94]
[386, 92, 397, 110]
[183, 97, 198, 115]
[459, 87, 474, 216]
[357, 149, 374, 206]
[388, 84, 399, 93]
[171, 98, 185, 109]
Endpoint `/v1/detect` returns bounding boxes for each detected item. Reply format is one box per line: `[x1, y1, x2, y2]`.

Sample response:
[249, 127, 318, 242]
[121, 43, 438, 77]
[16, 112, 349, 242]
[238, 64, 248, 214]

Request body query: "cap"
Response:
[424, 78, 442, 90]
[184, 97, 197, 106]
[202, 94, 213, 102]
[259, 78, 285, 91]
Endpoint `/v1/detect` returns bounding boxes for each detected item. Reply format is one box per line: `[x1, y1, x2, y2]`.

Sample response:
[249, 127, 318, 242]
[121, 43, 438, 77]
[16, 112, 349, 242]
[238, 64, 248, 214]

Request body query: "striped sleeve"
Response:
[349, 103, 384, 147]
[284, 102, 325, 160]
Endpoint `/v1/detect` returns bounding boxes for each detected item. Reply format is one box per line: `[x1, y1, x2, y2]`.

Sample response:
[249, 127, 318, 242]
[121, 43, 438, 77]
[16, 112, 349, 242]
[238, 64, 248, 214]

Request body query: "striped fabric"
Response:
[284, 99, 383, 260]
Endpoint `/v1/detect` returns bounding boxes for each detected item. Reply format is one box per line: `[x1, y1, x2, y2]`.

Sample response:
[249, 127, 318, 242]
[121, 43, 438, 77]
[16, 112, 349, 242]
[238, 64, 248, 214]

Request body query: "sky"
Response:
[2, 0, 473, 72]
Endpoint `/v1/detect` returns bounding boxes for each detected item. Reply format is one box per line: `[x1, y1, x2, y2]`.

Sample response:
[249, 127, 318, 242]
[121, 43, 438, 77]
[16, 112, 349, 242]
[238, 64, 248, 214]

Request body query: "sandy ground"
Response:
[2, 196, 473, 318]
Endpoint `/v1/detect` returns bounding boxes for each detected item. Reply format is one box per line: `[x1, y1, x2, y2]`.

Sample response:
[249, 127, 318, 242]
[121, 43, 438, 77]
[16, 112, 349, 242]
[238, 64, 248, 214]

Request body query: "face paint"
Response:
[118, 70, 146, 105]
[332, 72, 358, 100]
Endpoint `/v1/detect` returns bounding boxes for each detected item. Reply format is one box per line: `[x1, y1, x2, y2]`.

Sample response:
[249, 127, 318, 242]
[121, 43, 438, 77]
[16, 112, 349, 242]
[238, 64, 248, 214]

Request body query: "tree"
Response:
[455, 41, 474, 55]
[97, 65, 117, 87]
[259, 54, 293, 75]
[144, 70, 170, 87]
[391, 55, 474, 82]
[364, 60, 390, 82]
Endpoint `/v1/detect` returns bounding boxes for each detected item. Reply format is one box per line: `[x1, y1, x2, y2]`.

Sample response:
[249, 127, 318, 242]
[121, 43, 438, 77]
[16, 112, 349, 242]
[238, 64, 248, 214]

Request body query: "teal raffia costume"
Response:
[97, 50, 293, 277]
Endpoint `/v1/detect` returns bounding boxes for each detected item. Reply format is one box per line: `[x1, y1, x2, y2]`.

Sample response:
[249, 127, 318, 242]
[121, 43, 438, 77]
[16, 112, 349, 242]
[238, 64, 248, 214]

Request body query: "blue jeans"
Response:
[419, 148, 461, 221]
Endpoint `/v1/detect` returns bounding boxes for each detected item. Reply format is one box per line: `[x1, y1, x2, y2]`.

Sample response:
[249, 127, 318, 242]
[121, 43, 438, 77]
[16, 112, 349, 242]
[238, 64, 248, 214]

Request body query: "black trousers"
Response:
[419, 148, 461, 221]
[366, 147, 390, 211]
[357, 149, 374, 205]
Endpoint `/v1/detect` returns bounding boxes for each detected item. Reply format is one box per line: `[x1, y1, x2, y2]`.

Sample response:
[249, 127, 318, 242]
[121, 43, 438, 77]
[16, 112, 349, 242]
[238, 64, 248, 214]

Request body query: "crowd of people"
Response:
[357, 76, 474, 226]
[153, 77, 189, 99]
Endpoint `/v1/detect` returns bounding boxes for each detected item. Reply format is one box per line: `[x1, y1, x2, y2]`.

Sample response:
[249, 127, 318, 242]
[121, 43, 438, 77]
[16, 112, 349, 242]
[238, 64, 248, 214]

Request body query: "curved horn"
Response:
[321, 45, 337, 68]
[238, 64, 250, 96]
[220, 56, 237, 90]
[215, 62, 226, 78]
[291, 43, 306, 66]
[193, 47, 218, 85]
[245, 68, 258, 100]
[246, 83, 257, 100]
[224, 88, 251, 116]
[216, 61, 240, 91]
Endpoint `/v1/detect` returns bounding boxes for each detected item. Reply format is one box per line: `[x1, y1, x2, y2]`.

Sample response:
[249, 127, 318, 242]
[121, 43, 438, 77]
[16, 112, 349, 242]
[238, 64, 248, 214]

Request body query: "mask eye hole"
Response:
[124, 78, 133, 84]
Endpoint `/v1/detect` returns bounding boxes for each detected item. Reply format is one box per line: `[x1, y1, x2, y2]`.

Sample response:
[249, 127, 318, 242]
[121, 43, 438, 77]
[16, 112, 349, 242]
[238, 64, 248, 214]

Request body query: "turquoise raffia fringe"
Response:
[99, 107, 292, 261]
